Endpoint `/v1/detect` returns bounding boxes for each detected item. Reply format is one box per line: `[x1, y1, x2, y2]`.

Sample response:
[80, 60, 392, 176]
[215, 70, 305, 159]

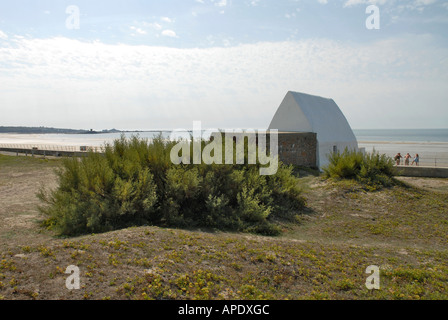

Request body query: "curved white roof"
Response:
[269, 91, 358, 168]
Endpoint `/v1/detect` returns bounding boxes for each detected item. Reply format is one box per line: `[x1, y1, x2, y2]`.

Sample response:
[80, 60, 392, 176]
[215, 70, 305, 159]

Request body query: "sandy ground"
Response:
[396, 176, 448, 193]
[0, 157, 59, 250]
[1, 155, 448, 300]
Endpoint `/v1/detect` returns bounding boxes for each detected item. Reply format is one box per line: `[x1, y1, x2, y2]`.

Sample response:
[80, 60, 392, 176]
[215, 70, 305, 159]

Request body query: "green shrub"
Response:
[39, 135, 305, 236]
[323, 148, 397, 189]
[39, 138, 158, 236]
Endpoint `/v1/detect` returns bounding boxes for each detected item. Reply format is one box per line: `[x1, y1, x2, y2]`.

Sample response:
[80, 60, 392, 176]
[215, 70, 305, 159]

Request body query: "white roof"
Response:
[269, 91, 358, 168]
[269, 91, 357, 143]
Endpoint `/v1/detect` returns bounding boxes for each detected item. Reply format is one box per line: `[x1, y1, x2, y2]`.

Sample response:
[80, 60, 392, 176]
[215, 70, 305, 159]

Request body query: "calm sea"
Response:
[353, 129, 448, 143]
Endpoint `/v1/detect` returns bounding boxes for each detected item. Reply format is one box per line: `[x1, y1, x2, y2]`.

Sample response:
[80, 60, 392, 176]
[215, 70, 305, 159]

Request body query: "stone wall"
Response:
[212, 131, 317, 168]
[395, 165, 448, 178]
[270, 132, 317, 168]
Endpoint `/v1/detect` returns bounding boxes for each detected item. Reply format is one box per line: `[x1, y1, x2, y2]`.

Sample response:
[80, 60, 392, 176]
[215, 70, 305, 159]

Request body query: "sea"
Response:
[0, 129, 447, 167]
[353, 129, 448, 143]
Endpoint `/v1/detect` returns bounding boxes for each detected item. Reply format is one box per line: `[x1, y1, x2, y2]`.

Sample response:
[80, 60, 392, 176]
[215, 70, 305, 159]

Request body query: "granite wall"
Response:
[270, 132, 317, 168]
[211, 131, 317, 168]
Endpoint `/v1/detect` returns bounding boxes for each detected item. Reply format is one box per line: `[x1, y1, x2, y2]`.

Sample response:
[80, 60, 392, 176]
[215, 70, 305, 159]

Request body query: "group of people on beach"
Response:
[394, 152, 419, 166]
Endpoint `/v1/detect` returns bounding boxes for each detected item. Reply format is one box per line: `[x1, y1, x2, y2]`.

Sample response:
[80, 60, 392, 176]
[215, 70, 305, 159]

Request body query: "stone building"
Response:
[268, 91, 358, 169]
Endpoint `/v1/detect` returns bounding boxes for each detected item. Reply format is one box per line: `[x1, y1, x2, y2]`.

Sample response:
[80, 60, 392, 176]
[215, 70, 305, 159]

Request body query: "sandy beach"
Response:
[0, 133, 119, 147]
[358, 141, 448, 167]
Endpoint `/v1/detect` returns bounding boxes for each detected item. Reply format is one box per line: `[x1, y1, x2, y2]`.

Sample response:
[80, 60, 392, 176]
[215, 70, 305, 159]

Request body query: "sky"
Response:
[0, 0, 447, 131]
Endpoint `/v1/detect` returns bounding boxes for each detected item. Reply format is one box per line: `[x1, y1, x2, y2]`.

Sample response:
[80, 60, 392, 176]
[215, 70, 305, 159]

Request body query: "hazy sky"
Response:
[0, 0, 447, 130]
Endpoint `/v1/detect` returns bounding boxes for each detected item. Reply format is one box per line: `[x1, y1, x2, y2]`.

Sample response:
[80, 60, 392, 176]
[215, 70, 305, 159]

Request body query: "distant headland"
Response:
[0, 126, 122, 134]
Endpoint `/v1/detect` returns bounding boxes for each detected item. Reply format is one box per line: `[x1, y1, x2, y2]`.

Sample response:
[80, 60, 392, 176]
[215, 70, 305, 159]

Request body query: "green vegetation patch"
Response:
[38, 135, 305, 237]
[323, 149, 398, 190]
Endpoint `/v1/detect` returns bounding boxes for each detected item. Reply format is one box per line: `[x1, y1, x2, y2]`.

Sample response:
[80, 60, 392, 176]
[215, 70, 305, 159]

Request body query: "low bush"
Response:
[323, 148, 397, 189]
[39, 135, 305, 236]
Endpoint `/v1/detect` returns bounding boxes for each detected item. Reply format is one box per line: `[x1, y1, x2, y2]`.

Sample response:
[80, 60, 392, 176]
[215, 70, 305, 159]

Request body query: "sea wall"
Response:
[0, 147, 87, 158]
[395, 166, 448, 178]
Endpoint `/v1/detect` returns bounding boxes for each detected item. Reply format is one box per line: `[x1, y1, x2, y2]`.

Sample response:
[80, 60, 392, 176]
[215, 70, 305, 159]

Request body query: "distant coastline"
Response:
[0, 126, 122, 135]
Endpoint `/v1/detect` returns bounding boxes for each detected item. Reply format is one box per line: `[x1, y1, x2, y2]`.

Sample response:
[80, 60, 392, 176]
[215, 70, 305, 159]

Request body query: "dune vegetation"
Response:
[0, 146, 447, 300]
[38, 136, 305, 237]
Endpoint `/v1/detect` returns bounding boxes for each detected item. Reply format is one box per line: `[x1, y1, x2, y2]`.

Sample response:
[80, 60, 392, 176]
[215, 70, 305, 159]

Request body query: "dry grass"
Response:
[0, 154, 447, 300]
